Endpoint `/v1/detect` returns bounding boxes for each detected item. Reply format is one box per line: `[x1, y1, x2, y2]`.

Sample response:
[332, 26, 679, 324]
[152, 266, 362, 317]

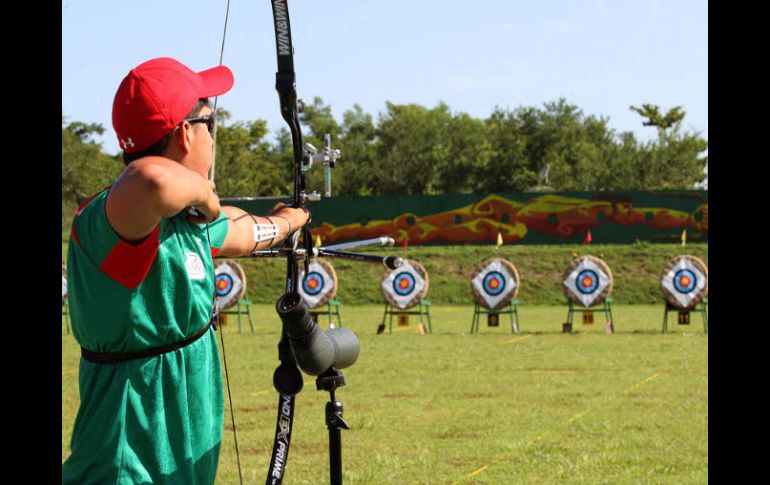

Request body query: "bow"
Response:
[216, 3, 403, 483]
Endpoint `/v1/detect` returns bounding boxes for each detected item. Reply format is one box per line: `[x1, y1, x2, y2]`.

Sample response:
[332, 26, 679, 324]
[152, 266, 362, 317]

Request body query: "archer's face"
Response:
[184, 107, 216, 178]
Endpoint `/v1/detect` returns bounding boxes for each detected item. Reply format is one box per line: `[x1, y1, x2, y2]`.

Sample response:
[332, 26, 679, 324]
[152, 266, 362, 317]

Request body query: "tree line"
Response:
[62, 98, 707, 225]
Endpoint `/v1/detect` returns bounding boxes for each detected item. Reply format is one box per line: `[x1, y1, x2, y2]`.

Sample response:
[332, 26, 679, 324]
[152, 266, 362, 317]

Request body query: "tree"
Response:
[211, 109, 287, 197]
[630, 104, 686, 141]
[62, 118, 123, 230]
[372, 102, 459, 195]
[335, 104, 378, 195]
[629, 104, 708, 189]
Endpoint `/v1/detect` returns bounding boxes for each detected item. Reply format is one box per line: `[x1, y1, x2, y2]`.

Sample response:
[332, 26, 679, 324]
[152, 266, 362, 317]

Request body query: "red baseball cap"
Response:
[112, 57, 234, 153]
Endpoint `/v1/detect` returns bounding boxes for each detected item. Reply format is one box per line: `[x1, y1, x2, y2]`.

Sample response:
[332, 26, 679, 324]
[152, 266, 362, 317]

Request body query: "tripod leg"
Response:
[326, 399, 348, 485]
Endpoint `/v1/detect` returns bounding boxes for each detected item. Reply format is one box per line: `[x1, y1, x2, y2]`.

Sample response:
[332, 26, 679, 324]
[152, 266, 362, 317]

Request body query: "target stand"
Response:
[215, 262, 253, 332]
[662, 298, 707, 333]
[562, 255, 615, 334]
[470, 300, 520, 334]
[309, 297, 343, 328]
[379, 260, 432, 334]
[660, 255, 708, 334]
[469, 258, 522, 334]
[221, 298, 255, 333]
[565, 298, 614, 334]
[381, 299, 432, 334]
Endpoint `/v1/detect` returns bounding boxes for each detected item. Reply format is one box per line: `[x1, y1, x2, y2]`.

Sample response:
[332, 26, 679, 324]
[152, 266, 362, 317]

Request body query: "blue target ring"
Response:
[303, 272, 325, 296]
[576, 270, 599, 294]
[483, 271, 506, 296]
[673, 269, 697, 293]
[216, 274, 234, 297]
[393, 272, 416, 296]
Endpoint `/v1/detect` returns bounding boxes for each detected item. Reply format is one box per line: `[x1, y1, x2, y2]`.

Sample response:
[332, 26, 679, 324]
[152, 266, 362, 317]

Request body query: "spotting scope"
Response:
[276, 292, 360, 376]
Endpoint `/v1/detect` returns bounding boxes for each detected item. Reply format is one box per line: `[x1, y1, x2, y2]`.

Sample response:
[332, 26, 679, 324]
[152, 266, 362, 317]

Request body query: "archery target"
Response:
[381, 260, 429, 309]
[470, 258, 520, 310]
[62, 264, 68, 305]
[660, 255, 708, 309]
[214, 261, 247, 311]
[298, 259, 338, 309]
[563, 255, 613, 307]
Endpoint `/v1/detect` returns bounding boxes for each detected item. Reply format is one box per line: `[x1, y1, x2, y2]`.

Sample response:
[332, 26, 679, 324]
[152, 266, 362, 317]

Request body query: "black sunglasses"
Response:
[184, 113, 216, 135]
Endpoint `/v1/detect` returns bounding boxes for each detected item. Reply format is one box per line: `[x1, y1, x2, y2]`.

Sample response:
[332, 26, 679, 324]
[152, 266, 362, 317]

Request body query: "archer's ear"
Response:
[176, 123, 193, 154]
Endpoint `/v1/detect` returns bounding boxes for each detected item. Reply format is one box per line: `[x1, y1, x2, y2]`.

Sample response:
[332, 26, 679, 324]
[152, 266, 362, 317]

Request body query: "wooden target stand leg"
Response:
[565, 299, 614, 334]
[662, 297, 707, 334]
[471, 301, 520, 335]
[419, 299, 432, 334]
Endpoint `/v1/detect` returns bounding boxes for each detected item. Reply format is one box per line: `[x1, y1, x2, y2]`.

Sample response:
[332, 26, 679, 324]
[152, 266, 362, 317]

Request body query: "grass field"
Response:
[62, 303, 708, 484]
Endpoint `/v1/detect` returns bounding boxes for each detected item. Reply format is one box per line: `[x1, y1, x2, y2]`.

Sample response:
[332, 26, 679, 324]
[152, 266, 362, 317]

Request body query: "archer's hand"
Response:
[186, 180, 221, 224]
[268, 203, 311, 234]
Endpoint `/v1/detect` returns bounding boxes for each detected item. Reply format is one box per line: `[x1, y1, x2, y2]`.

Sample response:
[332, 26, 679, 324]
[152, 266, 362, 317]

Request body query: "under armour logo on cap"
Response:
[120, 138, 135, 150]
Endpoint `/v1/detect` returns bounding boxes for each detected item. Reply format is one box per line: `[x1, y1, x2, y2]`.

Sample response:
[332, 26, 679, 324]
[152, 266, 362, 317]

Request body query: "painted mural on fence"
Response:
[312, 193, 707, 245]
[233, 191, 707, 245]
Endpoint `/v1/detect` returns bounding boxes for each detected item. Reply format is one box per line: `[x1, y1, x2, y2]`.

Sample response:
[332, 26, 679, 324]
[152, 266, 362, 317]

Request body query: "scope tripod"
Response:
[316, 368, 349, 485]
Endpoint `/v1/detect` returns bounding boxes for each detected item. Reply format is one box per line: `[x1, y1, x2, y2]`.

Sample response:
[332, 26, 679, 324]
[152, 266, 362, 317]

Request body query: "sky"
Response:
[62, 0, 708, 157]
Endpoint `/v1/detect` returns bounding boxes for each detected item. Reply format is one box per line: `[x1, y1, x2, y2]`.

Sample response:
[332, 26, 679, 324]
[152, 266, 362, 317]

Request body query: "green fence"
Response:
[229, 191, 707, 245]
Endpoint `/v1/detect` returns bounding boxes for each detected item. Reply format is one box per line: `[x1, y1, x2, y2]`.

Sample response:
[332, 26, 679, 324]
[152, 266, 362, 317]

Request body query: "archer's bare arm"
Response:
[105, 157, 221, 243]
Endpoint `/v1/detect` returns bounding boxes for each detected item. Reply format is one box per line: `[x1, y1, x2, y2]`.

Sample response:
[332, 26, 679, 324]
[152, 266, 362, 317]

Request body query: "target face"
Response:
[303, 273, 324, 295]
[471, 258, 519, 310]
[576, 270, 599, 294]
[393, 272, 416, 295]
[214, 262, 246, 311]
[564, 257, 611, 307]
[381, 260, 428, 309]
[673, 270, 696, 293]
[484, 272, 505, 295]
[661, 256, 707, 309]
[62, 264, 68, 305]
[298, 260, 337, 308]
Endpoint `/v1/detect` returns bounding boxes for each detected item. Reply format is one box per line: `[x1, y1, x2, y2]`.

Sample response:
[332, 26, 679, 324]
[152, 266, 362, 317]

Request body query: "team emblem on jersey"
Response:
[185, 252, 205, 280]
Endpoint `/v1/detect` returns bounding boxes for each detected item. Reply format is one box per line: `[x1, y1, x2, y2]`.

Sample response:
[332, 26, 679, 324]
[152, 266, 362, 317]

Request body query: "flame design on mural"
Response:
[312, 194, 708, 245]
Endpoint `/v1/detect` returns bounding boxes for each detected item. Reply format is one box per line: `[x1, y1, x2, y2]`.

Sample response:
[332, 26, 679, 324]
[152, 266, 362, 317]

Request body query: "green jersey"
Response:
[62, 189, 229, 484]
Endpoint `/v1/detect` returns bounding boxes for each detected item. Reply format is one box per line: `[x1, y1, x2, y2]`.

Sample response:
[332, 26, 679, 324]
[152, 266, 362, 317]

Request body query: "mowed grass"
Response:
[62, 304, 708, 484]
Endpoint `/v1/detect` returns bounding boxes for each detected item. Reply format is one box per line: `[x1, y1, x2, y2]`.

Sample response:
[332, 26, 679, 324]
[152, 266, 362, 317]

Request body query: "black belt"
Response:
[81, 317, 216, 365]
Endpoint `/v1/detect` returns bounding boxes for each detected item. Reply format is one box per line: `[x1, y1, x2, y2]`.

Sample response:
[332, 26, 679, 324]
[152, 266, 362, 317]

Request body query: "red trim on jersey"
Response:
[210, 247, 220, 258]
[70, 187, 111, 247]
[100, 226, 161, 289]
